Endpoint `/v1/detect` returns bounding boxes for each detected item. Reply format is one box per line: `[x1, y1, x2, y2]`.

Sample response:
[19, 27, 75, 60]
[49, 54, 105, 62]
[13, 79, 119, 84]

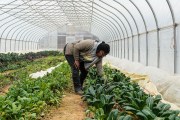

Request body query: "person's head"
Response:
[96, 41, 110, 58]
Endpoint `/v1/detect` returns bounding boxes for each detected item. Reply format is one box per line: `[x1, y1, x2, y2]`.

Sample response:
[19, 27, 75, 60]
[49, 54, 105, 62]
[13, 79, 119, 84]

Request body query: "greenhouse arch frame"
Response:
[0, 0, 180, 74]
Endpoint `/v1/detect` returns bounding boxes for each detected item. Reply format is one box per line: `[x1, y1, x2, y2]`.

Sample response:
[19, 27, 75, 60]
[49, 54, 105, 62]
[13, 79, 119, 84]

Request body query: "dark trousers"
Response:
[64, 45, 88, 92]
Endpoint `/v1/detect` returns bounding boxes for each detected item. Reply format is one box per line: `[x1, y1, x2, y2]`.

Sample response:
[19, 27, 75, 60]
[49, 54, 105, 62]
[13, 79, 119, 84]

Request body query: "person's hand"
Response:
[74, 60, 80, 69]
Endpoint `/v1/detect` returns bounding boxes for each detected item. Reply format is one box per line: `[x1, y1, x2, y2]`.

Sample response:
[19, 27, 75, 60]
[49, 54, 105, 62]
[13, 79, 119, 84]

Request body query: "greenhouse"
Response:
[0, 0, 180, 119]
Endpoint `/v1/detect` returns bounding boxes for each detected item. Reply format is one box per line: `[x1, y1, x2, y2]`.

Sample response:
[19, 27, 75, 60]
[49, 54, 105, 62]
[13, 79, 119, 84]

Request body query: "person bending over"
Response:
[64, 39, 110, 95]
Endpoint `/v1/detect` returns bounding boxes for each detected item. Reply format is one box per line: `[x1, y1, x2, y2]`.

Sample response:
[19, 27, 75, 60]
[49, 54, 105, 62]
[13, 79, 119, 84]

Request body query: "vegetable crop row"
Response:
[0, 55, 65, 88]
[0, 51, 62, 72]
[0, 62, 71, 120]
[83, 65, 180, 120]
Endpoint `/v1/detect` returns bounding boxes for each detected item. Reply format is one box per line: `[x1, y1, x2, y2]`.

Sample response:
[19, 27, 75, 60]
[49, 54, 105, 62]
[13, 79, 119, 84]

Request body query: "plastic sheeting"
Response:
[29, 63, 62, 79]
[104, 55, 180, 110]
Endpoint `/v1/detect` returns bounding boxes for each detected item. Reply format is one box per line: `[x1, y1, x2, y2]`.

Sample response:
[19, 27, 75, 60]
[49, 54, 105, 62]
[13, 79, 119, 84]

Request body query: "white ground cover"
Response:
[29, 63, 62, 78]
[104, 55, 180, 110]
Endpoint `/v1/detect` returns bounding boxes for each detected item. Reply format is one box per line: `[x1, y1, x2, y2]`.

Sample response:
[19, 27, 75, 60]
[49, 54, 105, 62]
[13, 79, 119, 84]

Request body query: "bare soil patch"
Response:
[43, 92, 87, 120]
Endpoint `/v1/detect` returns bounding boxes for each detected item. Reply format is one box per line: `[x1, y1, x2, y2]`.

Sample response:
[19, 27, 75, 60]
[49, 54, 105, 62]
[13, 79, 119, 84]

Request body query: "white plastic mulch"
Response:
[29, 63, 62, 78]
[104, 55, 180, 110]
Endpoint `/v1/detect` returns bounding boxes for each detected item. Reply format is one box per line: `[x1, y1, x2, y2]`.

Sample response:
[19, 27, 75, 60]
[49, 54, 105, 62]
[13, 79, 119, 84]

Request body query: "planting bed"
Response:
[1, 51, 180, 120]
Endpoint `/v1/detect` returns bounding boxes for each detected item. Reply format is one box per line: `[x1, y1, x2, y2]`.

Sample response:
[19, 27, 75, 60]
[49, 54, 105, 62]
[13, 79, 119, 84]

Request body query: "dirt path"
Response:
[0, 85, 10, 95]
[43, 92, 87, 120]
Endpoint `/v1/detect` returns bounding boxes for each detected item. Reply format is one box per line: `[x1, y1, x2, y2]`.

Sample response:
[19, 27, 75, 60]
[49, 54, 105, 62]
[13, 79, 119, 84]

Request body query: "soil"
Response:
[0, 85, 10, 95]
[43, 92, 87, 120]
[1, 69, 15, 75]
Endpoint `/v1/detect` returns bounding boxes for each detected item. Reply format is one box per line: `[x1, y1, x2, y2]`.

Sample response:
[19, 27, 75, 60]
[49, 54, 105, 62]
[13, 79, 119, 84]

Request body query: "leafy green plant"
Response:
[0, 62, 71, 119]
[83, 65, 180, 120]
[0, 55, 65, 89]
[0, 51, 63, 72]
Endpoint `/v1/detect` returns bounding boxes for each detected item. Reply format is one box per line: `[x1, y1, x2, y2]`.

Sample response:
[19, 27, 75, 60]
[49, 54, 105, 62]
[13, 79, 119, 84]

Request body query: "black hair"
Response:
[96, 41, 110, 54]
